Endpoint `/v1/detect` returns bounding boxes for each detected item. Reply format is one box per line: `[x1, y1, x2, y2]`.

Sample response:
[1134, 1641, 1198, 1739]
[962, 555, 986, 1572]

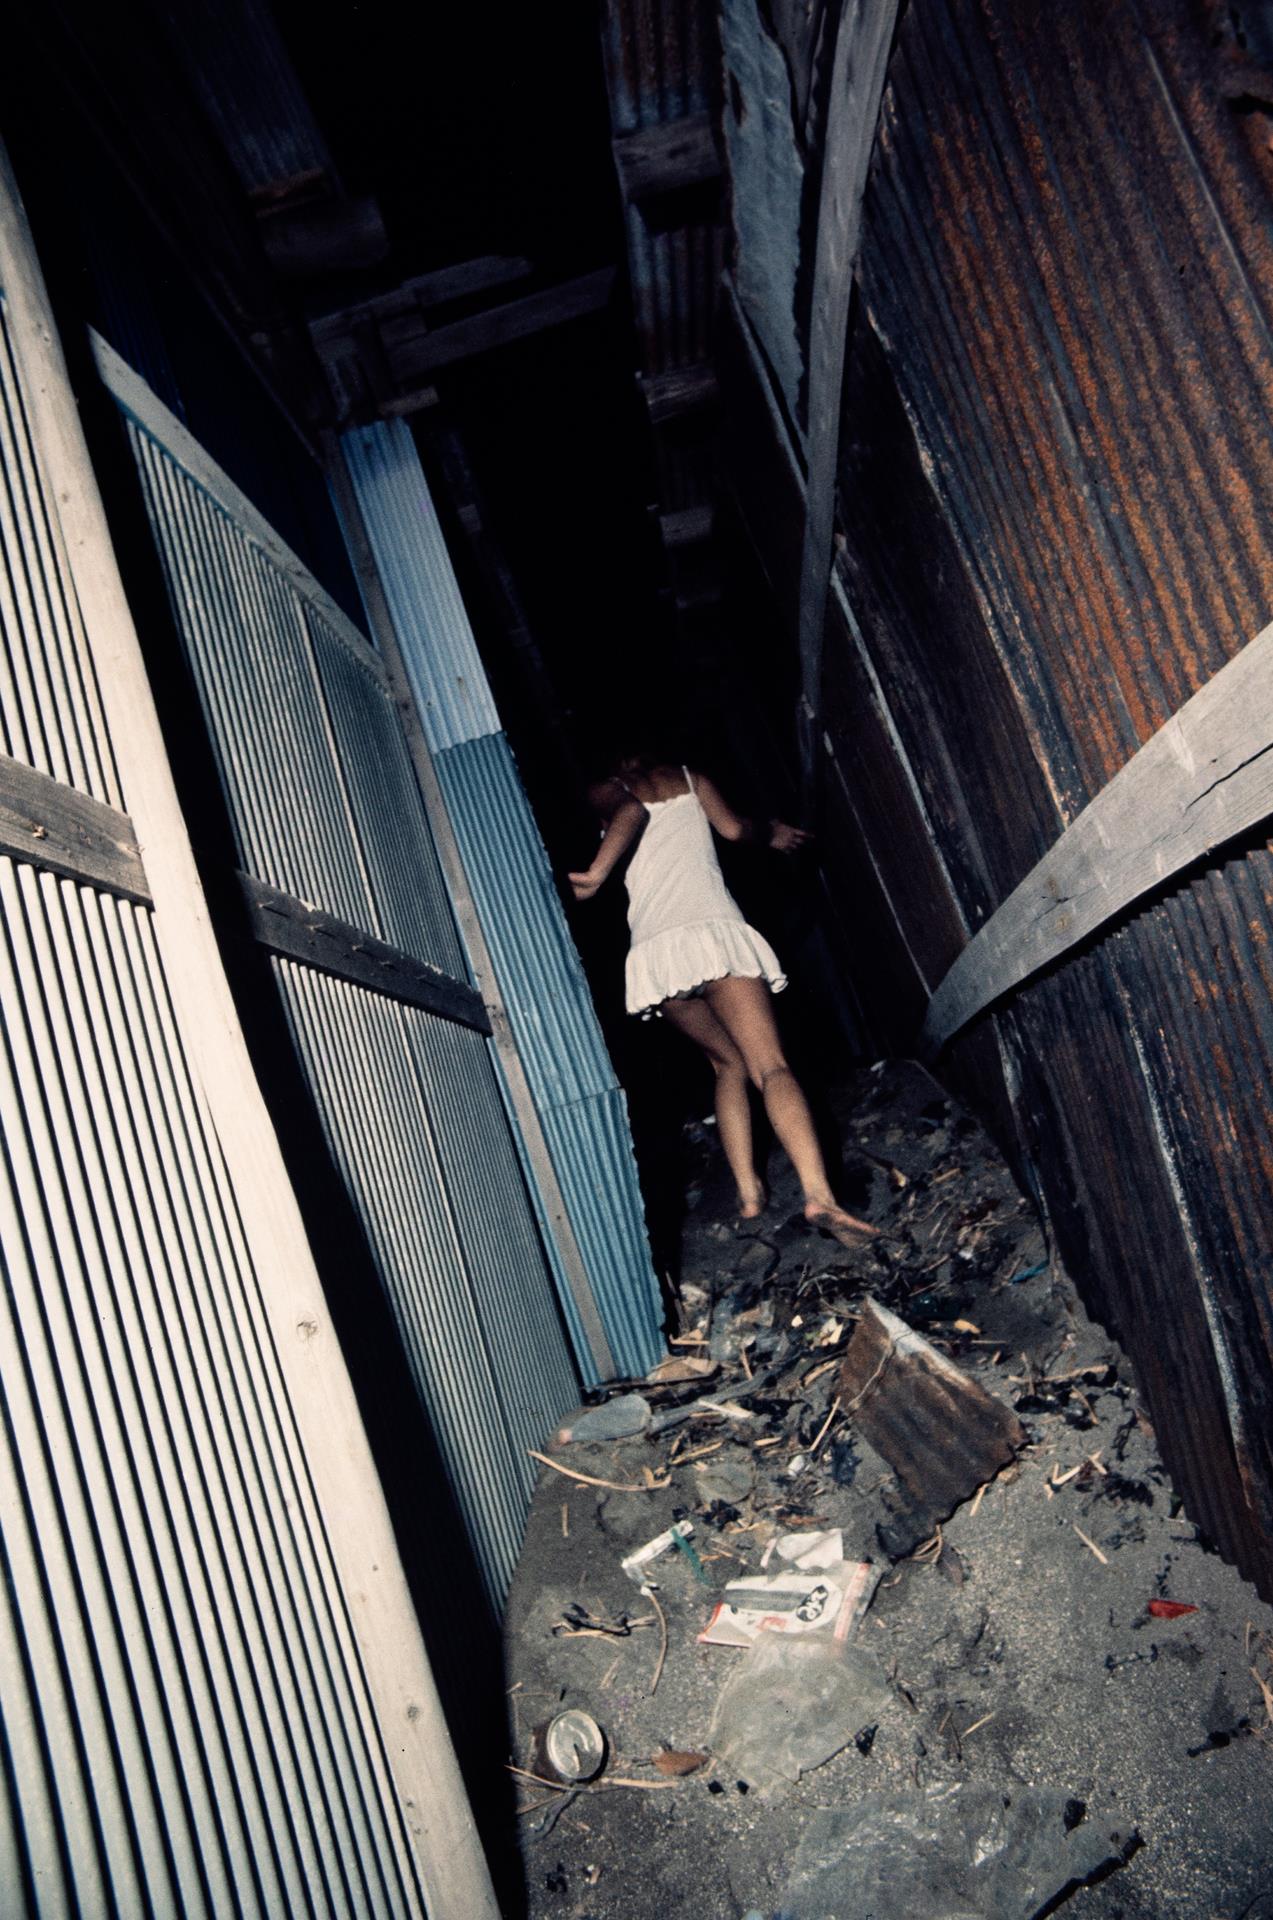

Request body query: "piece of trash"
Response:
[557, 1393, 651, 1444]
[552, 1603, 650, 1640]
[838, 1299, 1025, 1553]
[671, 1526, 712, 1585]
[646, 1353, 719, 1385]
[621, 1519, 694, 1586]
[652, 1747, 709, 1776]
[699, 1555, 879, 1649]
[694, 1453, 753, 1508]
[829, 1434, 860, 1488]
[1147, 1599, 1198, 1618]
[762, 1529, 845, 1572]
[786, 1453, 807, 1478]
[710, 1632, 893, 1795]
[532, 1710, 607, 1785]
[768, 1784, 1134, 1918]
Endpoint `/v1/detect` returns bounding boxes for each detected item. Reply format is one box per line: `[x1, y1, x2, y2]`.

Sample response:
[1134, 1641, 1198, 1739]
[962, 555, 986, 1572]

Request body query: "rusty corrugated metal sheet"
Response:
[812, 0, 1273, 1592]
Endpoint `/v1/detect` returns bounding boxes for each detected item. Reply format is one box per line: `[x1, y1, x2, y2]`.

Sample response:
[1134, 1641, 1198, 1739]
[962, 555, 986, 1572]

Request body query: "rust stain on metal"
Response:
[838, 1299, 1026, 1521]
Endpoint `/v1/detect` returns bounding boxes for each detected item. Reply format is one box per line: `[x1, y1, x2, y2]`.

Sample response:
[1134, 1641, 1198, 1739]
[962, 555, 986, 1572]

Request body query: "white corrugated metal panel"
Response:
[0, 294, 121, 805]
[340, 422, 500, 753]
[306, 603, 468, 977]
[0, 270, 428, 1915]
[0, 875, 427, 1916]
[275, 960, 576, 1600]
[129, 421, 373, 926]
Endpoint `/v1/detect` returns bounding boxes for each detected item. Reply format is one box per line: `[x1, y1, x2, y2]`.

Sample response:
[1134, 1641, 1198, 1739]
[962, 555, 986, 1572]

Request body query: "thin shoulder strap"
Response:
[682, 765, 695, 794]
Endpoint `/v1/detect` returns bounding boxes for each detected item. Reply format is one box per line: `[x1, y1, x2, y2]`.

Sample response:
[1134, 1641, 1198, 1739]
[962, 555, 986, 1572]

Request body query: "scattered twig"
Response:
[506, 1763, 681, 1795]
[561, 1502, 570, 1538]
[969, 1482, 987, 1518]
[528, 1451, 669, 1493]
[1251, 1665, 1273, 1727]
[961, 1712, 995, 1740]
[647, 1587, 669, 1697]
[1051, 1453, 1100, 1488]
[1072, 1522, 1109, 1565]
[809, 1395, 843, 1457]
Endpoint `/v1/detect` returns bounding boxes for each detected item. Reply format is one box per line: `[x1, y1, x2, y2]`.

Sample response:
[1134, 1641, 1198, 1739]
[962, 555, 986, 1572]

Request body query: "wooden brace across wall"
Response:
[0, 750, 489, 1031]
[921, 618, 1273, 1056]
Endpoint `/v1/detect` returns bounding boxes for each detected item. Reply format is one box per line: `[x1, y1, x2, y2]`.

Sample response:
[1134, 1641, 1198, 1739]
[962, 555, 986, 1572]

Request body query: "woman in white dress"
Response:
[569, 759, 876, 1246]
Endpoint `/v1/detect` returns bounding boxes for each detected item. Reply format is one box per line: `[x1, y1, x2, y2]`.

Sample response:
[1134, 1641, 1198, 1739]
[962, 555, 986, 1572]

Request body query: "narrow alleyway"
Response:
[506, 1064, 1273, 1920]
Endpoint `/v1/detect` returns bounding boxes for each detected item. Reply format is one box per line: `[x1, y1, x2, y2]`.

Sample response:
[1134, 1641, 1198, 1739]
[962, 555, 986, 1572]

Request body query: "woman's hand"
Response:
[769, 820, 811, 853]
[569, 871, 602, 902]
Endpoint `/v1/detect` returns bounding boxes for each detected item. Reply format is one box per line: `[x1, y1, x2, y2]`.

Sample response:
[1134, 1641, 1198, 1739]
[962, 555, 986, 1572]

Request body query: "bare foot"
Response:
[736, 1183, 768, 1223]
[805, 1199, 880, 1247]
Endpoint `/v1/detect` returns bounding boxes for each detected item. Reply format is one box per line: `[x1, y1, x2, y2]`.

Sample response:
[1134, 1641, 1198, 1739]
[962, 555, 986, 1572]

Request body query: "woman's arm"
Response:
[690, 772, 811, 852]
[568, 797, 647, 900]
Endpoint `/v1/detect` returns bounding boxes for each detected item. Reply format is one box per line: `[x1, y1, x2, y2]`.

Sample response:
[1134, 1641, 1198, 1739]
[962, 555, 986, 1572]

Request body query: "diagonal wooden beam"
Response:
[796, 0, 899, 792]
[921, 619, 1273, 1055]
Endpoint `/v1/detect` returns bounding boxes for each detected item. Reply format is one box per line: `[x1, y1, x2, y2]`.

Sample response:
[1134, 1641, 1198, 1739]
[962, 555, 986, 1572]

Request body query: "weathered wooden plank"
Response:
[240, 874, 490, 1031]
[310, 256, 535, 352]
[0, 753, 151, 902]
[922, 619, 1273, 1055]
[639, 361, 719, 425]
[796, 0, 900, 785]
[611, 113, 721, 202]
[389, 269, 617, 382]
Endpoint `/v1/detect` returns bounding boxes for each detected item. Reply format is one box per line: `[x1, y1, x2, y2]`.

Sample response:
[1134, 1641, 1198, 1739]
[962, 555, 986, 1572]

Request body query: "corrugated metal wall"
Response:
[341, 420, 665, 1383]
[103, 346, 580, 1604]
[0, 281, 428, 1911]
[728, 0, 1273, 1592]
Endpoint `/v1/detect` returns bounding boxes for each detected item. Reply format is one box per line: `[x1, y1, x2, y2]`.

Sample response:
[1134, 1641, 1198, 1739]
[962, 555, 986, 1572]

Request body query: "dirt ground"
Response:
[503, 1063, 1273, 1920]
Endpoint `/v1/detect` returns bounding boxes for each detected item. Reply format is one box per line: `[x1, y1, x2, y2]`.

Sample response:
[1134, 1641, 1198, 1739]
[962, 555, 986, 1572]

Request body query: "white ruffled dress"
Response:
[623, 774, 787, 1019]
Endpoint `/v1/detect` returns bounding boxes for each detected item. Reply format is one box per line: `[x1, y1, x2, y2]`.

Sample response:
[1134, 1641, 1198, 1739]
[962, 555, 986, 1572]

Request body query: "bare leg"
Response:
[703, 976, 878, 1243]
[661, 994, 766, 1216]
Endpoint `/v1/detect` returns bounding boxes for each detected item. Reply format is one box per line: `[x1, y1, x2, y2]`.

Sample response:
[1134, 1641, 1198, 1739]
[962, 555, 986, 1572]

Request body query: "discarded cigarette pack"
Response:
[699, 1555, 878, 1649]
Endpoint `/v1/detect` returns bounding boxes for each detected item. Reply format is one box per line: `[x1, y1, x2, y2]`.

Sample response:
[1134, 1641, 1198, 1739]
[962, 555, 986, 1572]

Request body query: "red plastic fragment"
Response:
[1147, 1599, 1198, 1618]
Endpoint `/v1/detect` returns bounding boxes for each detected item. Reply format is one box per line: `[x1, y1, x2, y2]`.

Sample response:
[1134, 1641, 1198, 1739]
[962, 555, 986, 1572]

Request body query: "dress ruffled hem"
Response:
[625, 918, 787, 1019]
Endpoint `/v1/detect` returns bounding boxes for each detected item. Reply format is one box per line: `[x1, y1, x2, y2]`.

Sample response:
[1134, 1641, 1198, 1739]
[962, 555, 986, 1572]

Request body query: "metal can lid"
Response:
[543, 1710, 606, 1783]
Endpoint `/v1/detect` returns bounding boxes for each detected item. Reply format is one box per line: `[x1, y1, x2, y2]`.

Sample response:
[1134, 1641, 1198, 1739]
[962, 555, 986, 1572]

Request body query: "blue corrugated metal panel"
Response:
[541, 1091, 665, 1380]
[434, 732, 617, 1109]
[435, 733, 663, 1378]
[340, 421, 500, 752]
